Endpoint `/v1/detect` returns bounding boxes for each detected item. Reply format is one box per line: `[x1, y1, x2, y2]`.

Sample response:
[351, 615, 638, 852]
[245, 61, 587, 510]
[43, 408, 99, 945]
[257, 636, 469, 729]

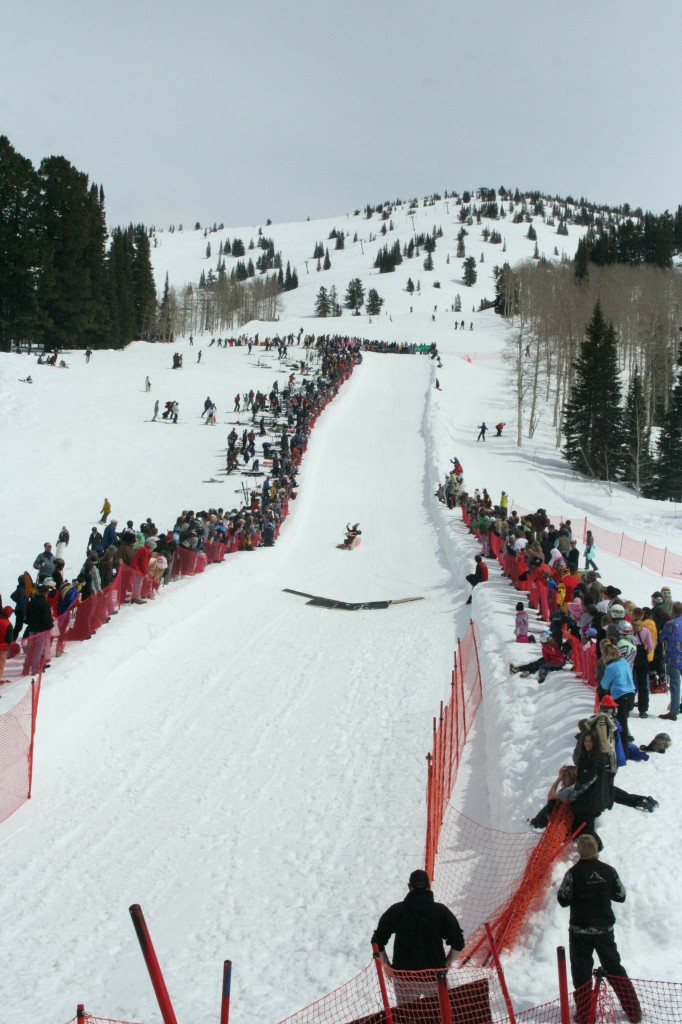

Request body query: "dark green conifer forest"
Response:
[0, 135, 155, 350]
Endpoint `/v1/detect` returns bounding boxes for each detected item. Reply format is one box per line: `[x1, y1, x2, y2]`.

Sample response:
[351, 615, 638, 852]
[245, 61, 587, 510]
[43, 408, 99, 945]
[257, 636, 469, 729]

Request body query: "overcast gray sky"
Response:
[2, 0, 681, 230]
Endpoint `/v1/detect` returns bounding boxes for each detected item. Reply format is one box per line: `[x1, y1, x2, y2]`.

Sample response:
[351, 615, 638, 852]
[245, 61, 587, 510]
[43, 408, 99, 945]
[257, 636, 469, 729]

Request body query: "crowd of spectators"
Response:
[0, 335, 356, 682]
[437, 471, 680, 1023]
[435, 468, 680, 850]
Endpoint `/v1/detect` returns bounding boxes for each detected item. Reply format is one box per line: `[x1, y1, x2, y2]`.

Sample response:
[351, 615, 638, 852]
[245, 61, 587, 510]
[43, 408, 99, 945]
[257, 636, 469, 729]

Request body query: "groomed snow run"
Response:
[1, 196, 681, 1023]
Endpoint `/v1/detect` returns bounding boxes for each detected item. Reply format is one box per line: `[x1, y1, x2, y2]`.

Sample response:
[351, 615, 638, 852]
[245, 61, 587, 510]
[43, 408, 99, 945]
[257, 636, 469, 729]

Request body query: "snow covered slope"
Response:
[0, 192, 680, 1023]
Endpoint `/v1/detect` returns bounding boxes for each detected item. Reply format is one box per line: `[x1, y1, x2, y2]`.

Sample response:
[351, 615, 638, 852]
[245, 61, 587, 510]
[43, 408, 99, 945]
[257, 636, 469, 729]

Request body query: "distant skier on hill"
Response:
[477, 422, 487, 442]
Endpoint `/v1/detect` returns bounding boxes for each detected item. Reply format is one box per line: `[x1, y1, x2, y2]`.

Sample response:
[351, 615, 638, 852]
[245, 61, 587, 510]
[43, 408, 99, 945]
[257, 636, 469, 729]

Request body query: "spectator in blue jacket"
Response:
[101, 519, 120, 549]
[599, 641, 636, 742]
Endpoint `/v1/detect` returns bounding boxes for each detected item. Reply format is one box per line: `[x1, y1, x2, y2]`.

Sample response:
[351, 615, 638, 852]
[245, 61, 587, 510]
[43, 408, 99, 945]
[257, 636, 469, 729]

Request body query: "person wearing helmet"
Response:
[660, 587, 673, 617]
[510, 630, 567, 682]
[598, 640, 636, 743]
[615, 620, 637, 671]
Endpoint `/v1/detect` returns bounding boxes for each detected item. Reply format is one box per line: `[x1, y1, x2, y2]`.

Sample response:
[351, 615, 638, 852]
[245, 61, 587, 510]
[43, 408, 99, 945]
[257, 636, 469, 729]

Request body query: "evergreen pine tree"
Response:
[323, 248, 331, 270]
[423, 252, 434, 271]
[206, 242, 211, 258]
[562, 301, 623, 479]
[366, 289, 384, 315]
[456, 237, 465, 258]
[37, 155, 109, 348]
[454, 294, 461, 312]
[406, 278, 415, 294]
[131, 224, 156, 338]
[328, 285, 341, 316]
[574, 236, 590, 282]
[344, 277, 365, 311]
[0, 135, 44, 348]
[650, 342, 682, 500]
[314, 286, 330, 316]
[462, 256, 477, 286]
[106, 226, 136, 346]
[335, 233, 345, 250]
[157, 272, 173, 342]
[621, 365, 653, 495]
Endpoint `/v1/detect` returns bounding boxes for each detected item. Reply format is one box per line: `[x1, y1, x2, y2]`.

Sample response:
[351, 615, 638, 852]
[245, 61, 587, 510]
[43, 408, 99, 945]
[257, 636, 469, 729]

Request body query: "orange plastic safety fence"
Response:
[509, 501, 681, 579]
[594, 976, 682, 1024]
[278, 960, 509, 1024]
[432, 805, 538, 964]
[277, 961, 385, 1024]
[425, 622, 483, 877]
[62, 1014, 143, 1024]
[515, 996, 564, 1023]
[0, 678, 40, 826]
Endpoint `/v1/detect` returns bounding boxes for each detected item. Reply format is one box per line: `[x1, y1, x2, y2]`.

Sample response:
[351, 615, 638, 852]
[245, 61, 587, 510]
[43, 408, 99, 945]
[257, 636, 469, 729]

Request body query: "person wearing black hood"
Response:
[371, 869, 464, 1003]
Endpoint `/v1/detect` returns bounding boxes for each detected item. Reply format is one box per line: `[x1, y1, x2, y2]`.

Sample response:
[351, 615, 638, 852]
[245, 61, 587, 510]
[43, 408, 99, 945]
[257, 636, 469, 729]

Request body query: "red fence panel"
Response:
[0, 678, 40, 826]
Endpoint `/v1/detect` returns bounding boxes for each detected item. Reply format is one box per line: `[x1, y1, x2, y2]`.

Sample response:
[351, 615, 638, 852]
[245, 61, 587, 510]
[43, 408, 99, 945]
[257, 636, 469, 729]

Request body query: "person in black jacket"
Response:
[371, 869, 464, 1004]
[22, 583, 54, 675]
[569, 731, 610, 851]
[557, 834, 641, 1024]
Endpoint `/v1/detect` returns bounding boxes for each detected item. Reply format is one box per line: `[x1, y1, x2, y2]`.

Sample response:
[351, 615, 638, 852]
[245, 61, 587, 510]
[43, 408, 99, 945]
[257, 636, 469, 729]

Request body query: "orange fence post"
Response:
[436, 970, 454, 1024]
[586, 971, 604, 1024]
[28, 677, 40, 799]
[129, 904, 178, 1024]
[76, 1006, 85, 1021]
[484, 923, 517, 1024]
[425, 752, 434, 877]
[372, 944, 395, 1024]
[557, 947, 571, 1024]
[220, 959, 232, 1024]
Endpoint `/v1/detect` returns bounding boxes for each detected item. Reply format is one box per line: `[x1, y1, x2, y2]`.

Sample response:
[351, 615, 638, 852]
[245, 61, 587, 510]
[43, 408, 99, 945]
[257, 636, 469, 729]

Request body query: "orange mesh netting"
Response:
[508, 501, 682, 579]
[594, 976, 682, 1024]
[425, 622, 483, 876]
[62, 1013, 143, 1024]
[278, 960, 512, 1024]
[0, 678, 40, 826]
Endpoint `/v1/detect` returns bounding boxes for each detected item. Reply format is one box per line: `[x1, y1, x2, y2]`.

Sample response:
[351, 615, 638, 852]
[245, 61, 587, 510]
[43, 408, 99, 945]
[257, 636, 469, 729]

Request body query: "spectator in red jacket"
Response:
[0, 606, 15, 682]
[130, 538, 156, 605]
[510, 630, 567, 682]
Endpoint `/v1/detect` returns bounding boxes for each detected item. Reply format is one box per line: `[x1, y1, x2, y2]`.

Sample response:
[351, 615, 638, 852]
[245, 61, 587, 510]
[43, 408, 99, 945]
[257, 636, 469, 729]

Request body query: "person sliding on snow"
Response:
[343, 523, 361, 548]
[477, 422, 487, 441]
[495, 422, 505, 436]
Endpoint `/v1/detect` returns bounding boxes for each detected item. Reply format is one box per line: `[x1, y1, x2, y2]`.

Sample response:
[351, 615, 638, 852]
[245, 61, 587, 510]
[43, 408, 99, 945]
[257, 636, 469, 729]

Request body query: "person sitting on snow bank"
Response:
[510, 630, 566, 682]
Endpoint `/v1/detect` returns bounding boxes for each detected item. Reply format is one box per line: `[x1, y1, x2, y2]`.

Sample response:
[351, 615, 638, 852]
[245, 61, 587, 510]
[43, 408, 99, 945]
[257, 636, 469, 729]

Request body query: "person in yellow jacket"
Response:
[500, 490, 508, 512]
[99, 497, 112, 524]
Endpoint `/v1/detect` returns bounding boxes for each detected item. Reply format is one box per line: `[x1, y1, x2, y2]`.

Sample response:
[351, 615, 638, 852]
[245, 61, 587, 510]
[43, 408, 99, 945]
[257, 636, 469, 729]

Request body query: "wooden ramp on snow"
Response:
[283, 589, 424, 611]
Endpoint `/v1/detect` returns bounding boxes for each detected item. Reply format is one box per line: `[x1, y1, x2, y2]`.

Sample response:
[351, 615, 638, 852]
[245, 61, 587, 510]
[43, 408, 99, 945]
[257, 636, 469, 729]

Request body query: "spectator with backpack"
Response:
[659, 601, 682, 721]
